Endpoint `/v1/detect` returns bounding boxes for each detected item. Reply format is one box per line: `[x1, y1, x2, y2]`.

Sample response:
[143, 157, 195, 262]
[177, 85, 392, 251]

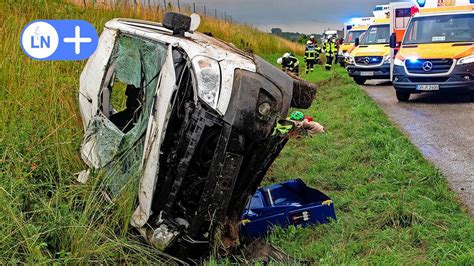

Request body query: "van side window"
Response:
[101, 34, 167, 133]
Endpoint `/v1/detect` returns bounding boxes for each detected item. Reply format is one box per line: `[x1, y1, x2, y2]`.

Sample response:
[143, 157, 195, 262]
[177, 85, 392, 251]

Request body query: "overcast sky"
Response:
[172, 0, 408, 34]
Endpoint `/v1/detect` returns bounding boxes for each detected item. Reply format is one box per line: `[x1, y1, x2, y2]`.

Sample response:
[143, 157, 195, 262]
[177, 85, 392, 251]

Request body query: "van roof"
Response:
[104, 18, 254, 62]
[373, 18, 390, 24]
[418, 5, 473, 15]
[351, 26, 368, 31]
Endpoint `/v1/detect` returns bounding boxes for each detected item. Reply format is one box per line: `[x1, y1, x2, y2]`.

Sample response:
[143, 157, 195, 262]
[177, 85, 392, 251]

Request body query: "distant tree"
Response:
[271, 28, 282, 35]
[297, 34, 308, 44]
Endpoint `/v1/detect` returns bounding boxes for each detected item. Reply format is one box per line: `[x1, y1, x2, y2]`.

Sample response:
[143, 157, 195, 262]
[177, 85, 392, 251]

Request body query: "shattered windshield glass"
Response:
[82, 34, 167, 195]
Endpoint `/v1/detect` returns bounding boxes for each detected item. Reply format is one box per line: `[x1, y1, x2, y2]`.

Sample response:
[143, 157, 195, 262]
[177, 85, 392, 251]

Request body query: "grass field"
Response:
[1, 0, 473, 264]
[261, 56, 474, 264]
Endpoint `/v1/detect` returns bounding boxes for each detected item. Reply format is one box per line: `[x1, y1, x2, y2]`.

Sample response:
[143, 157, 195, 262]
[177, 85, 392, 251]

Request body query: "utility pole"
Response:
[224, 11, 227, 22]
[177, 0, 180, 11]
[214, 8, 217, 18]
[204, 5, 206, 15]
[193, 2, 195, 13]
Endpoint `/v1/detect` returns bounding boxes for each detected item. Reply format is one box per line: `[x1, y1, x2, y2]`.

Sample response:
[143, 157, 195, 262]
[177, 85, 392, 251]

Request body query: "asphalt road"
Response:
[362, 80, 474, 214]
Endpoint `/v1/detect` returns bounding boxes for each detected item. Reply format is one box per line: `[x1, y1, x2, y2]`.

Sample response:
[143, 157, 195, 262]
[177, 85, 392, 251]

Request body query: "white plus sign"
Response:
[63, 26, 92, 55]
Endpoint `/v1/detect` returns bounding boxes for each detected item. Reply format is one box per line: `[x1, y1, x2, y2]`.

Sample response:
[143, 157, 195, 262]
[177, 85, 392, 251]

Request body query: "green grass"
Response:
[1, 0, 473, 263]
[261, 55, 474, 264]
[0, 1, 302, 263]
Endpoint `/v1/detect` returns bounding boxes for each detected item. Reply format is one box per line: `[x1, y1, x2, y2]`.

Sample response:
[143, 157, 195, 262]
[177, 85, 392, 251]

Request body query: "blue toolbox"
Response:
[240, 179, 336, 238]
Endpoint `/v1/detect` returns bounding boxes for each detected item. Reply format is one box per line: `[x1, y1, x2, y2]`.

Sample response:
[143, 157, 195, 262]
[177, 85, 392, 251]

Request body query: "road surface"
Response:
[362, 80, 474, 214]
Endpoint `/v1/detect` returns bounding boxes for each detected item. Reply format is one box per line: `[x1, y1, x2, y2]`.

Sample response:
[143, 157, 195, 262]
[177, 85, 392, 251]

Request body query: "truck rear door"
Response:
[389, 2, 413, 80]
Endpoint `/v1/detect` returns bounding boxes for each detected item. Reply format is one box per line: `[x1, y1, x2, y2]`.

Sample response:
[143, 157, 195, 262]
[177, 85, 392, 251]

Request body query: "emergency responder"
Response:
[314, 42, 322, 65]
[277, 53, 299, 76]
[304, 41, 317, 74]
[309, 35, 317, 45]
[324, 36, 337, 71]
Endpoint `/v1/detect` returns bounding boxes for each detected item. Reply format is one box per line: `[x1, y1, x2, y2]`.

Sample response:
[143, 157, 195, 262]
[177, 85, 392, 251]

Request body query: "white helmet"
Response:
[277, 57, 283, 64]
[310, 35, 315, 39]
[283, 52, 291, 58]
[327, 35, 333, 39]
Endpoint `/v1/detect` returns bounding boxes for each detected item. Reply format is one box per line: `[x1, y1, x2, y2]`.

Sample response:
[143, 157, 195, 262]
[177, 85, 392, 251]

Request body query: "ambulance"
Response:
[374, 5, 390, 18]
[391, 0, 474, 101]
[346, 18, 392, 85]
[338, 17, 374, 67]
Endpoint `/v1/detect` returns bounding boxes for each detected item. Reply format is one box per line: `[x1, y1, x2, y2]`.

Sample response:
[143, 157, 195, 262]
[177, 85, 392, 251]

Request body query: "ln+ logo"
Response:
[21, 20, 98, 60]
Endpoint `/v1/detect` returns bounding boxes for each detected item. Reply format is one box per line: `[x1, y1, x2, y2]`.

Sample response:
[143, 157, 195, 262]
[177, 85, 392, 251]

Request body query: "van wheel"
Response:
[354, 77, 366, 85]
[396, 91, 410, 102]
[469, 92, 474, 102]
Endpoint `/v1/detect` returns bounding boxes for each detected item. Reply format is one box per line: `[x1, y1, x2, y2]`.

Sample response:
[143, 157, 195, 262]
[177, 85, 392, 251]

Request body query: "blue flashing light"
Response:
[408, 58, 419, 63]
[417, 0, 426, 8]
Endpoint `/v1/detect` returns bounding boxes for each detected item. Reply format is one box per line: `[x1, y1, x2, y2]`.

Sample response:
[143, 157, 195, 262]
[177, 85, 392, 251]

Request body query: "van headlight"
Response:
[394, 58, 404, 66]
[457, 55, 474, 65]
[192, 56, 221, 108]
[347, 55, 355, 65]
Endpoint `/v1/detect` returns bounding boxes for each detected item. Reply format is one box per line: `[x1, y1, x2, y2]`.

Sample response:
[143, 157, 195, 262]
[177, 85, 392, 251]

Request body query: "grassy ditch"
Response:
[0, 0, 473, 263]
[261, 55, 474, 264]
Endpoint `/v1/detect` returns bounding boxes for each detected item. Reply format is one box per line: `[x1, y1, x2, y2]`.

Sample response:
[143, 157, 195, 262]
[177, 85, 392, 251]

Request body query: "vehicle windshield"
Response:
[360, 24, 390, 45]
[404, 14, 474, 45]
[345, 30, 365, 43]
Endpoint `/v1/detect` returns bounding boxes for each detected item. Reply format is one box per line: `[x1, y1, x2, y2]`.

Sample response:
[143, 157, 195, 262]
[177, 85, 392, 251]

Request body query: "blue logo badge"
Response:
[21, 20, 98, 60]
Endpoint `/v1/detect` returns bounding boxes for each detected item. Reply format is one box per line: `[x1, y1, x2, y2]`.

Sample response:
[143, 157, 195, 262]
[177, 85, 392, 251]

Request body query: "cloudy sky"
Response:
[173, 0, 408, 34]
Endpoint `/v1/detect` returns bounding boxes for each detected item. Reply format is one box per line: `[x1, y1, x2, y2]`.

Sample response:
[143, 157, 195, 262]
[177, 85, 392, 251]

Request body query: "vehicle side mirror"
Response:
[390, 33, 397, 49]
[355, 38, 360, 47]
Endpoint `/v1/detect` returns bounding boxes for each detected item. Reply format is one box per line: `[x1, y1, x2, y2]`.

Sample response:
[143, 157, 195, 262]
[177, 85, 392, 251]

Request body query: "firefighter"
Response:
[314, 42, 322, 65]
[324, 36, 337, 71]
[304, 41, 317, 74]
[277, 52, 299, 76]
[309, 35, 317, 45]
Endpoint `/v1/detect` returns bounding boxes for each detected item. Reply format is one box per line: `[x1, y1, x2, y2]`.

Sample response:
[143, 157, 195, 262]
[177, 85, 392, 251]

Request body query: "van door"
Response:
[79, 29, 117, 129]
[80, 32, 168, 198]
[132, 45, 177, 228]
[389, 2, 413, 80]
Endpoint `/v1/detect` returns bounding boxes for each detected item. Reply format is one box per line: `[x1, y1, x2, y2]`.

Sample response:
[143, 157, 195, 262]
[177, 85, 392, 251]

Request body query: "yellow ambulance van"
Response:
[338, 26, 369, 67]
[347, 18, 392, 85]
[392, 3, 474, 101]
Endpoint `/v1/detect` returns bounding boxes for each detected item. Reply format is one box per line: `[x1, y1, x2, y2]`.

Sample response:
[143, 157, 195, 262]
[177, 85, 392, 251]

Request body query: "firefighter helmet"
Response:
[290, 111, 304, 121]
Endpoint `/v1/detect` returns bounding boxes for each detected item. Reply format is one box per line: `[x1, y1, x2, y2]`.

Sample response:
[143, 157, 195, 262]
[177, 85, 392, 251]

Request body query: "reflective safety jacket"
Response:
[282, 55, 299, 71]
[325, 42, 337, 55]
[305, 47, 317, 60]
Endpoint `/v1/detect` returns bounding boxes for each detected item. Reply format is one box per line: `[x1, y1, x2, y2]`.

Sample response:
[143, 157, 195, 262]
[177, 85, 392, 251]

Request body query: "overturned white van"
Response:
[78, 12, 316, 258]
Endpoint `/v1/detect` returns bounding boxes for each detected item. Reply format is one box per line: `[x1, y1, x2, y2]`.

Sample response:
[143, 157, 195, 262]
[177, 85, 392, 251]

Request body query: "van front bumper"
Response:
[347, 63, 390, 79]
[393, 64, 474, 94]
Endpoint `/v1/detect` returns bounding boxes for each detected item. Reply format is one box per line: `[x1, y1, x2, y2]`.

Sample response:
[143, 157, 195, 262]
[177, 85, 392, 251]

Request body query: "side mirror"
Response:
[163, 12, 191, 36]
[390, 32, 397, 49]
[355, 38, 360, 47]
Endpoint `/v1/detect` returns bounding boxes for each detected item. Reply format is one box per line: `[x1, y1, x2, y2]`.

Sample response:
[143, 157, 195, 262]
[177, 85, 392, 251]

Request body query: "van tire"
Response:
[396, 91, 410, 102]
[354, 77, 366, 85]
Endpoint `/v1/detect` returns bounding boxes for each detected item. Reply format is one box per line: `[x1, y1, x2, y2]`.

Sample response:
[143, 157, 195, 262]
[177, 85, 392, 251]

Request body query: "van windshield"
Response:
[345, 30, 365, 43]
[404, 14, 474, 45]
[360, 24, 390, 45]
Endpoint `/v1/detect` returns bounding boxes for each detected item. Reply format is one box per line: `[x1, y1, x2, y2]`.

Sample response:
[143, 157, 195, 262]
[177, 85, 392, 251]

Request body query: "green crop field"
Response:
[1, 0, 473, 264]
